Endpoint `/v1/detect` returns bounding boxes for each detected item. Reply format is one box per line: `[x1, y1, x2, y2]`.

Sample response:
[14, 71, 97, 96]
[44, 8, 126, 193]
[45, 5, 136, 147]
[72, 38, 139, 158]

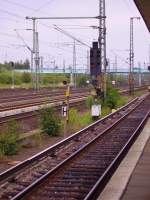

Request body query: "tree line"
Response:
[0, 59, 30, 72]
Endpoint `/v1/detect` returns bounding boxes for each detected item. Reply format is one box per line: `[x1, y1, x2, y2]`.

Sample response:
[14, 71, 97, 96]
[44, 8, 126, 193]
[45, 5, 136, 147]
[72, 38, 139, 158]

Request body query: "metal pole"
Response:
[26, 16, 99, 20]
[64, 84, 70, 138]
[63, 60, 66, 73]
[87, 50, 90, 74]
[31, 51, 34, 87]
[32, 19, 36, 90]
[99, 0, 107, 99]
[35, 31, 40, 90]
[40, 56, 43, 86]
[113, 55, 117, 85]
[129, 17, 140, 95]
[129, 18, 134, 95]
[11, 63, 15, 89]
[103, 0, 107, 99]
[70, 66, 73, 86]
[138, 62, 142, 86]
[73, 40, 76, 87]
[66, 84, 70, 123]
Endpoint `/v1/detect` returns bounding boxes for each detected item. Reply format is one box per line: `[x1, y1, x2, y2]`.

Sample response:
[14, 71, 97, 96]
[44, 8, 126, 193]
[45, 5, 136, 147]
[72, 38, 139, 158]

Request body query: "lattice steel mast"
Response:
[129, 17, 140, 95]
[99, 0, 107, 98]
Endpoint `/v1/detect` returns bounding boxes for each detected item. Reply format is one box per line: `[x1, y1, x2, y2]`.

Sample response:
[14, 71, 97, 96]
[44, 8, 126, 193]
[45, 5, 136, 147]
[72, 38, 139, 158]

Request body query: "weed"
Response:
[40, 107, 62, 136]
[0, 120, 19, 156]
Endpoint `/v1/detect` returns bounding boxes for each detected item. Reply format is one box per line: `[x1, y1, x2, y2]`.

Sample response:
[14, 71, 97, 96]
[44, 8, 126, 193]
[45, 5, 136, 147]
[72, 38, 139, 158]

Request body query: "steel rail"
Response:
[84, 111, 150, 200]
[10, 95, 150, 200]
[0, 88, 89, 103]
[0, 97, 86, 125]
[0, 98, 138, 181]
[0, 85, 146, 104]
[0, 97, 139, 182]
[0, 93, 89, 112]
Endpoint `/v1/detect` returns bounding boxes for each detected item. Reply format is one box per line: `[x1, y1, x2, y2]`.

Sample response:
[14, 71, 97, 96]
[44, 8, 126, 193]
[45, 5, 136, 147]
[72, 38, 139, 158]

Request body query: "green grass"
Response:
[101, 107, 112, 117]
[0, 120, 19, 156]
[0, 71, 91, 88]
[68, 109, 92, 132]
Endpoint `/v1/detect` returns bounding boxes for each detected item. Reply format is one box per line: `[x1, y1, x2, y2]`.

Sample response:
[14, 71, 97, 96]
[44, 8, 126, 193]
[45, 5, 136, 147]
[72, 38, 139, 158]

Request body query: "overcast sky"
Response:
[0, 0, 149, 70]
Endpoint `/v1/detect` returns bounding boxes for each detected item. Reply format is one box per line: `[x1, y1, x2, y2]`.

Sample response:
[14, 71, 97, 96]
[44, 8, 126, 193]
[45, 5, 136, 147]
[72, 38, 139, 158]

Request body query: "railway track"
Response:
[0, 85, 147, 113]
[0, 93, 89, 112]
[0, 89, 89, 112]
[0, 88, 89, 133]
[0, 94, 149, 199]
[119, 85, 148, 94]
[0, 88, 88, 103]
[0, 97, 87, 133]
[0, 85, 147, 134]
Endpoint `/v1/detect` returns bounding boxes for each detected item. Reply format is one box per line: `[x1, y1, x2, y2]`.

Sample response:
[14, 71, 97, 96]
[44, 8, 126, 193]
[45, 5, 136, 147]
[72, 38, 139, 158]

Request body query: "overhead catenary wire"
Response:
[0, 0, 54, 15]
[0, 8, 24, 19]
[30, 0, 55, 14]
[122, 0, 134, 14]
[0, 32, 19, 38]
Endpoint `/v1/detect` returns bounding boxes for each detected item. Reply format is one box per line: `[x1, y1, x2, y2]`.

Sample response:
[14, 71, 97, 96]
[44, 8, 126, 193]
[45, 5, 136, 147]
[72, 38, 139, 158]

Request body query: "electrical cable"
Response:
[1, 0, 54, 16]
[0, 8, 24, 19]
[0, 32, 19, 38]
[31, 0, 55, 14]
[122, 0, 133, 14]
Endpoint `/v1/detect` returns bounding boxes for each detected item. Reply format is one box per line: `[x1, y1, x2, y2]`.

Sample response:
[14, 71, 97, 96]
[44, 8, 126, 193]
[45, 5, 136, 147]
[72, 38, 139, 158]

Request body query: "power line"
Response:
[31, 0, 55, 14]
[122, 0, 133, 14]
[39, 22, 93, 42]
[0, 8, 24, 19]
[0, 17, 19, 22]
[1, 0, 54, 16]
[1, 0, 35, 12]
[0, 32, 19, 38]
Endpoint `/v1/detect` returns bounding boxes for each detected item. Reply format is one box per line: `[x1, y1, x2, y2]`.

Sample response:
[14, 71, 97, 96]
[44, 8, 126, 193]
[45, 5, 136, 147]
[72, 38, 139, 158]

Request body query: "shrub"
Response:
[0, 120, 19, 155]
[0, 72, 12, 84]
[22, 72, 31, 83]
[105, 87, 120, 109]
[40, 107, 62, 136]
[0, 72, 22, 85]
[43, 73, 69, 85]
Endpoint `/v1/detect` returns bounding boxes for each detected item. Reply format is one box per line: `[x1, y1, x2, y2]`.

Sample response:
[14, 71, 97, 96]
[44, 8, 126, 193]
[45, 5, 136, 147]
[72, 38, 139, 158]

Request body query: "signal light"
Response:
[10, 61, 14, 67]
[63, 80, 67, 85]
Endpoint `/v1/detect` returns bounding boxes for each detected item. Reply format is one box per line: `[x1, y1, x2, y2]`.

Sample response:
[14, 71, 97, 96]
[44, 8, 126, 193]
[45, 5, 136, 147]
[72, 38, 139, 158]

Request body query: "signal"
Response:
[90, 42, 101, 86]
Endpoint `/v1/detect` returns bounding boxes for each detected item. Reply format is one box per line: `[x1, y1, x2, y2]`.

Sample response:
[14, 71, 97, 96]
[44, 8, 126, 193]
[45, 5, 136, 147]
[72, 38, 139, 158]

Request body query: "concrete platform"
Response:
[97, 118, 150, 200]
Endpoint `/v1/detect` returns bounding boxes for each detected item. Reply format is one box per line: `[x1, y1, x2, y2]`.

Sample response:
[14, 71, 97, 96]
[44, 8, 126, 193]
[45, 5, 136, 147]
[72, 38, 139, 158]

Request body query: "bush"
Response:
[105, 87, 120, 109]
[22, 72, 31, 83]
[0, 72, 22, 85]
[0, 120, 19, 155]
[43, 73, 69, 85]
[40, 107, 62, 136]
[0, 72, 12, 84]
